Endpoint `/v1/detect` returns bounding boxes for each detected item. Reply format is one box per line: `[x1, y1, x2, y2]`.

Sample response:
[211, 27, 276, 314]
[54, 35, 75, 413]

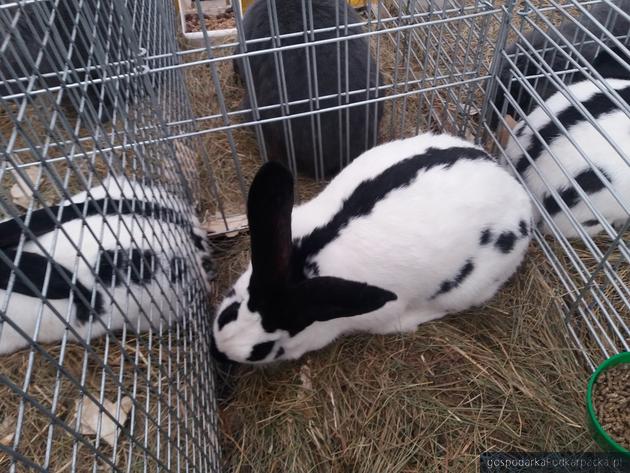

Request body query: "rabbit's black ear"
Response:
[593, 45, 630, 79]
[248, 162, 295, 292]
[289, 277, 397, 328]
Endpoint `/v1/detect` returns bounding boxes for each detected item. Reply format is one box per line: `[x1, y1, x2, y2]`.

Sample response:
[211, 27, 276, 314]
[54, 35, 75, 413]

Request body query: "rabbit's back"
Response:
[0, 178, 213, 355]
[292, 134, 533, 305]
[241, 0, 375, 100]
[506, 79, 630, 236]
[237, 0, 382, 177]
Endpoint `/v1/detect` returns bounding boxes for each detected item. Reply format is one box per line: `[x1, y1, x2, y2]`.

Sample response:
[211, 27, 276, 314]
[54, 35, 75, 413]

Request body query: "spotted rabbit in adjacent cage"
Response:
[490, 0, 630, 129]
[212, 133, 533, 363]
[504, 46, 630, 238]
[0, 176, 215, 355]
[233, 0, 383, 179]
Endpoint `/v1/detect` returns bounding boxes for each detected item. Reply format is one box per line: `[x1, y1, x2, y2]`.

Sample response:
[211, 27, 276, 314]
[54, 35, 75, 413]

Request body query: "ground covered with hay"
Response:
[0, 0, 628, 471]
[193, 3, 627, 471]
[215, 248, 595, 471]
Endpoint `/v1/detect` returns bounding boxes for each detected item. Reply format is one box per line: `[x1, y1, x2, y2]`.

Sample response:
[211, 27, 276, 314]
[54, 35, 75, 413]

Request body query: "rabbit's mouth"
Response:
[210, 330, 232, 364]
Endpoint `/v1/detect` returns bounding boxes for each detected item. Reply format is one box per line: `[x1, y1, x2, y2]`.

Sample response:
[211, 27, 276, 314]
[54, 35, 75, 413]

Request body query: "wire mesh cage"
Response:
[0, 0, 220, 471]
[484, 0, 629, 369]
[1, 0, 629, 470]
[188, 0, 628, 370]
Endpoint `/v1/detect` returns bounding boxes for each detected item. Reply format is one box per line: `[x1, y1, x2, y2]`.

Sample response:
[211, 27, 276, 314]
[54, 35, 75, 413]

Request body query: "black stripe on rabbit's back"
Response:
[291, 146, 491, 275]
[515, 85, 630, 174]
[541, 168, 612, 217]
[234, 0, 383, 178]
[0, 197, 195, 249]
[0, 250, 103, 322]
[489, 1, 630, 129]
[504, 46, 630, 238]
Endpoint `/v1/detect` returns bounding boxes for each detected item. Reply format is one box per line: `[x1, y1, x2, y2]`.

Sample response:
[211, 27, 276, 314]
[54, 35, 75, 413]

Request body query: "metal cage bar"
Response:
[1, 0, 630, 470]
[0, 0, 220, 471]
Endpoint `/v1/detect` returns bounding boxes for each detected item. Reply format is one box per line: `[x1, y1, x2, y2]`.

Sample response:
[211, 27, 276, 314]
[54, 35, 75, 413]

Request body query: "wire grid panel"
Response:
[168, 0, 503, 221]
[0, 0, 220, 471]
[484, 0, 629, 369]
[178, 0, 629, 369]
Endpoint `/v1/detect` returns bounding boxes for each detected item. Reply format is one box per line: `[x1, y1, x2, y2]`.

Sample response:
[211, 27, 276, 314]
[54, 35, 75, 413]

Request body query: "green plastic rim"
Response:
[586, 351, 630, 456]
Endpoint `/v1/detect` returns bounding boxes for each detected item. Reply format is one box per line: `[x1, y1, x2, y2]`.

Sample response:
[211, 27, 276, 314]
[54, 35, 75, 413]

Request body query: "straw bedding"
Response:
[200, 4, 626, 471]
[0, 1, 627, 471]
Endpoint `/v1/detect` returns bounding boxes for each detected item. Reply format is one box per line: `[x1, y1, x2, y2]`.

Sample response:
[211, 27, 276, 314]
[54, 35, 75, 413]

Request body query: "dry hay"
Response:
[214, 243, 597, 472]
[0, 0, 628, 471]
[0, 333, 212, 472]
[201, 4, 628, 471]
[535, 233, 630, 366]
[0, 91, 196, 222]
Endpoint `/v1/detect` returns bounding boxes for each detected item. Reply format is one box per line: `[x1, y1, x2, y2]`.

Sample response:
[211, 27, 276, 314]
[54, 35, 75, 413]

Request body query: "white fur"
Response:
[505, 79, 630, 237]
[214, 132, 533, 363]
[0, 176, 213, 355]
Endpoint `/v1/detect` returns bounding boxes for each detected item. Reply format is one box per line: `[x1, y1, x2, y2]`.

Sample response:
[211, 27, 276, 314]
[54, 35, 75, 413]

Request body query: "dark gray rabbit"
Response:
[234, 0, 383, 178]
[490, 0, 630, 129]
[0, 0, 137, 124]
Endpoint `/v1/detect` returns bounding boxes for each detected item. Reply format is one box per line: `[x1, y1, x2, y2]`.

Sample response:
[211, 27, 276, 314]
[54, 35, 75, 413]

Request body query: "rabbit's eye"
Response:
[247, 341, 275, 362]
[217, 301, 240, 330]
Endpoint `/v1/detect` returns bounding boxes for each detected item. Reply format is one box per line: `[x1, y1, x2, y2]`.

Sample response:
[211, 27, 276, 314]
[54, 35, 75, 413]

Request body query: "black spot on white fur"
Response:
[1, 249, 103, 322]
[169, 257, 188, 283]
[583, 219, 601, 227]
[292, 147, 490, 273]
[542, 168, 611, 217]
[97, 251, 122, 287]
[97, 249, 155, 286]
[480, 229, 493, 245]
[519, 220, 528, 237]
[495, 232, 517, 254]
[248, 341, 275, 362]
[275, 347, 285, 359]
[431, 259, 475, 299]
[129, 250, 155, 284]
[217, 302, 240, 330]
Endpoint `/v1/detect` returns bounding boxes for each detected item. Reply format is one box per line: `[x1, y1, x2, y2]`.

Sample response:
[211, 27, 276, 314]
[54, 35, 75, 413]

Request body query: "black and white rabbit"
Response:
[504, 46, 630, 238]
[0, 0, 136, 124]
[490, 0, 630, 129]
[212, 132, 533, 363]
[233, 0, 383, 178]
[0, 176, 215, 355]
